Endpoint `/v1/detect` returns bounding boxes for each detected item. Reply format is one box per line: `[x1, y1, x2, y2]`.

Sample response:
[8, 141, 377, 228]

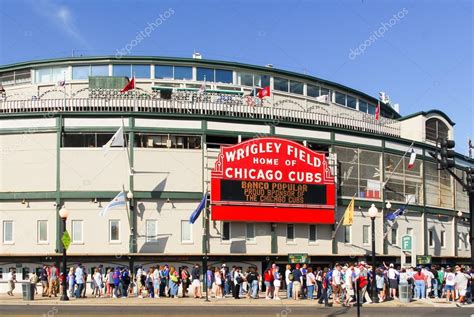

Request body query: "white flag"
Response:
[407, 148, 416, 169]
[315, 94, 329, 103]
[102, 126, 124, 153]
[99, 191, 126, 216]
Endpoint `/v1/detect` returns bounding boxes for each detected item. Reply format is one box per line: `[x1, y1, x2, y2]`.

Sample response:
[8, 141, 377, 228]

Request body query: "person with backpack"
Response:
[121, 267, 131, 297]
[246, 266, 260, 299]
[233, 267, 244, 299]
[169, 266, 179, 298]
[285, 264, 293, 299]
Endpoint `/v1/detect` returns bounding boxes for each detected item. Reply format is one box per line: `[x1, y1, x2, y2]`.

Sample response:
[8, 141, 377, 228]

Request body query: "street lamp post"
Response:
[368, 203, 379, 303]
[59, 206, 69, 301]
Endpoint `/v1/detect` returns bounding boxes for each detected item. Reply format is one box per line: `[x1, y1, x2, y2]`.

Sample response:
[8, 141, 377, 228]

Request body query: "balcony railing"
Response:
[0, 92, 400, 137]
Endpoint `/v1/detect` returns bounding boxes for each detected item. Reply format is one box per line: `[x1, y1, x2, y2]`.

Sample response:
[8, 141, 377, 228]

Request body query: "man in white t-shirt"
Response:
[386, 263, 399, 299]
[332, 264, 342, 304]
[444, 267, 456, 302]
[454, 266, 469, 306]
[343, 264, 354, 307]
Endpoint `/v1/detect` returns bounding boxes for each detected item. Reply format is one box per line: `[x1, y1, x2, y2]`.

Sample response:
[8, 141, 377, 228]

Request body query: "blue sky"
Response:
[0, 0, 472, 154]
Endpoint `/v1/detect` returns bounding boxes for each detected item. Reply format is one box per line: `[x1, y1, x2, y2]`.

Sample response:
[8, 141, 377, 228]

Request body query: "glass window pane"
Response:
[91, 65, 108, 76]
[197, 67, 214, 81]
[363, 225, 369, 244]
[344, 226, 351, 243]
[347, 95, 357, 109]
[222, 222, 230, 240]
[146, 220, 158, 242]
[246, 223, 255, 241]
[35, 68, 51, 83]
[155, 65, 173, 79]
[320, 88, 330, 96]
[274, 77, 288, 92]
[52, 67, 67, 82]
[72, 66, 90, 80]
[286, 224, 294, 241]
[3, 221, 13, 242]
[174, 66, 192, 80]
[335, 147, 359, 197]
[132, 64, 150, 78]
[110, 220, 119, 242]
[72, 220, 82, 242]
[113, 64, 131, 77]
[290, 81, 303, 94]
[307, 85, 320, 97]
[215, 69, 232, 83]
[181, 220, 192, 242]
[425, 161, 440, 207]
[261, 75, 270, 87]
[239, 73, 253, 86]
[391, 228, 397, 245]
[309, 225, 317, 242]
[335, 92, 346, 106]
[38, 220, 47, 242]
[359, 101, 368, 113]
[368, 104, 376, 115]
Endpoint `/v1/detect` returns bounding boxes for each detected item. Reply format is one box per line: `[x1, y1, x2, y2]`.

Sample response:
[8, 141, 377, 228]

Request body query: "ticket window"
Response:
[22, 267, 30, 280]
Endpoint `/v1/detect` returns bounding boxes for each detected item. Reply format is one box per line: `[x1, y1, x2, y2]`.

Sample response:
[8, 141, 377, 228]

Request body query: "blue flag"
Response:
[386, 205, 407, 222]
[189, 193, 208, 224]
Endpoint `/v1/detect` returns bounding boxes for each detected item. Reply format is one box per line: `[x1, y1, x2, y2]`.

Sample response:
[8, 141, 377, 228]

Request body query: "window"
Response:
[347, 95, 357, 109]
[391, 228, 398, 245]
[335, 92, 346, 106]
[174, 66, 192, 80]
[261, 75, 270, 87]
[112, 64, 131, 77]
[72, 220, 83, 243]
[274, 77, 289, 92]
[222, 222, 230, 241]
[134, 134, 201, 149]
[35, 67, 68, 83]
[109, 220, 120, 243]
[91, 65, 108, 76]
[363, 225, 370, 245]
[0, 69, 31, 86]
[286, 224, 295, 242]
[440, 230, 445, 248]
[146, 220, 158, 242]
[37, 220, 48, 243]
[155, 65, 173, 79]
[425, 118, 449, 143]
[62, 133, 121, 147]
[359, 100, 368, 113]
[72, 65, 90, 80]
[181, 220, 192, 243]
[307, 84, 320, 98]
[428, 230, 434, 247]
[239, 72, 254, 86]
[368, 104, 377, 115]
[344, 226, 351, 243]
[3, 221, 13, 243]
[458, 233, 463, 250]
[406, 228, 413, 235]
[290, 81, 303, 95]
[132, 64, 150, 78]
[246, 223, 255, 242]
[426, 160, 452, 208]
[309, 224, 317, 243]
[197, 67, 214, 82]
[215, 69, 233, 83]
[320, 88, 330, 97]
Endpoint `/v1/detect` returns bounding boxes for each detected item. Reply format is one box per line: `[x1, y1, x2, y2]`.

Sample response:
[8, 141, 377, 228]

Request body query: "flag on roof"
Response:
[189, 193, 208, 224]
[99, 191, 126, 216]
[375, 101, 381, 121]
[342, 197, 354, 226]
[407, 148, 416, 169]
[120, 77, 135, 93]
[102, 126, 125, 153]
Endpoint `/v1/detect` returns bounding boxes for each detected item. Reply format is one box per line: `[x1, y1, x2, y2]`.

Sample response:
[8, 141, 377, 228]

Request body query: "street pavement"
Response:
[0, 293, 473, 317]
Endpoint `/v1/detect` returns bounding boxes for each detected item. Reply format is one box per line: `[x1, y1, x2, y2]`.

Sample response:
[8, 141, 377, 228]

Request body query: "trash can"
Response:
[22, 282, 35, 300]
[398, 283, 410, 303]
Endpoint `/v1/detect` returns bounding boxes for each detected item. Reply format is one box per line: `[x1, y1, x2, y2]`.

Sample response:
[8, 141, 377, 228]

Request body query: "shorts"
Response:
[377, 288, 383, 293]
[445, 285, 454, 291]
[192, 279, 201, 288]
[264, 281, 272, 288]
[389, 279, 398, 289]
[346, 287, 354, 296]
[458, 289, 466, 296]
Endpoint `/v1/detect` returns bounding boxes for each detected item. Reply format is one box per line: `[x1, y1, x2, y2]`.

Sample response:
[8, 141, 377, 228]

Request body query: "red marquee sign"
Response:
[210, 137, 335, 224]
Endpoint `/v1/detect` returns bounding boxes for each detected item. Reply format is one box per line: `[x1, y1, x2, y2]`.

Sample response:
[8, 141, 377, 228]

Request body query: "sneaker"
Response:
[113, 295, 117, 298]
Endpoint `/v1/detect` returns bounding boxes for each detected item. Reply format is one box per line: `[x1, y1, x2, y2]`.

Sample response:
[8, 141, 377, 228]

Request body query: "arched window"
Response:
[425, 118, 449, 142]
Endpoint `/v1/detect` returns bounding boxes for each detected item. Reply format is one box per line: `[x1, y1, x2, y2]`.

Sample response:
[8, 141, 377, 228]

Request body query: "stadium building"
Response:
[0, 55, 471, 281]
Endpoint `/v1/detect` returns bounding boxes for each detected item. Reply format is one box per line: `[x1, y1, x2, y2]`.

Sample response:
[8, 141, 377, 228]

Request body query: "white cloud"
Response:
[33, 0, 91, 50]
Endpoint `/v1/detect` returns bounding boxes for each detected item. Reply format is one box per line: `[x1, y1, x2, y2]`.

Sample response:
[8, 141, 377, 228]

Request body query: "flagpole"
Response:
[382, 141, 415, 189]
[121, 117, 133, 175]
[332, 192, 356, 239]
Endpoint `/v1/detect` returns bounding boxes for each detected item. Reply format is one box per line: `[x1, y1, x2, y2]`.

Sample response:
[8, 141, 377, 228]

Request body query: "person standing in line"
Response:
[285, 264, 293, 299]
[306, 267, 316, 300]
[74, 264, 84, 299]
[121, 267, 131, 298]
[181, 266, 190, 298]
[7, 268, 16, 296]
[40, 265, 49, 297]
[384, 262, 399, 300]
[332, 263, 342, 304]
[81, 266, 88, 298]
[263, 266, 274, 299]
[454, 266, 470, 307]
[29, 271, 39, 295]
[93, 268, 103, 298]
[292, 264, 303, 300]
[67, 267, 75, 298]
[444, 267, 456, 302]
[273, 266, 282, 300]
[233, 267, 244, 299]
[48, 263, 58, 297]
[213, 267, 223, 299]
[413, 267, 426, 300]
[191, 264, 202, 299]
[315, 266, 323, 300]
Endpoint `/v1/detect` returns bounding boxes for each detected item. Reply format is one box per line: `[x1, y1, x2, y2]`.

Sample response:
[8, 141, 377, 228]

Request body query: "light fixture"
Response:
[59, 206, 69, 219]
[457, 210, 463, 218]
[21, 199, 26, 205]
[368, 203, 378, 218]
[93, 198, 98, 204]
[127, 191, 134, 200]
[385, 201, 392, 210]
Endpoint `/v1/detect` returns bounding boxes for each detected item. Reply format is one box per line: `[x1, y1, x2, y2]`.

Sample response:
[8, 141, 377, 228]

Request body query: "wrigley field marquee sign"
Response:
[211, 137, 335, 223]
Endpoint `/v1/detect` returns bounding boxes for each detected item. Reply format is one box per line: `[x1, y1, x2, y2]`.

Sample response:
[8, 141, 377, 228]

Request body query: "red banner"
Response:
[211, 137, 335, 223]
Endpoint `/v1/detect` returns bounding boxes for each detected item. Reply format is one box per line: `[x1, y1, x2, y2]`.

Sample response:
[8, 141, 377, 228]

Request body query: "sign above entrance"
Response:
[210, 137, 335, 223]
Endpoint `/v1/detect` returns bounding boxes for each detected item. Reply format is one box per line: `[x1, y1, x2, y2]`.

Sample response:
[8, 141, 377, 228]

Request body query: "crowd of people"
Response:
[4, 261, 473, 307]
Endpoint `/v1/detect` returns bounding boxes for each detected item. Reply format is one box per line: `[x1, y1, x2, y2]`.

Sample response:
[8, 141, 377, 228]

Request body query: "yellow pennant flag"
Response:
[342, 198, 354, 226]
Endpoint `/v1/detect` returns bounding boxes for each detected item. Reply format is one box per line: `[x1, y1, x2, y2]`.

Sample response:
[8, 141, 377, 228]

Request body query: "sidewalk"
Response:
[0, 293, 469, 308]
